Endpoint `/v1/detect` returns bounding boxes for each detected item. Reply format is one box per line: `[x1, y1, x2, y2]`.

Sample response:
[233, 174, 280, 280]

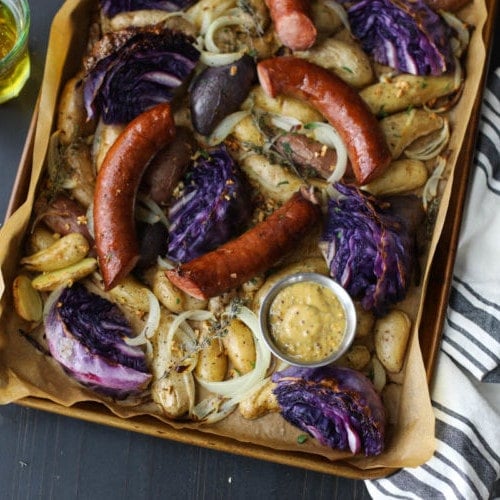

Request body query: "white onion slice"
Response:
[86, 202, 95, 239]
[371, 356, 387, 393]
[191, 0, 237, 35]
[136, 194, 170, 229]
[125, 290, 161, 346]
[423, 156, 447, 212]
[156, 255, 175, 270]
[322, 0, 352, 34]
[441, 11, 470, 58]
[199, 50, 245, 67]
[269, 114, 303, 132]
[309, 122, 348, 183]
[166, 309, 214, 359]
[195, 306, 271, 401]
[204, 15, 250, 53]
[405, 119, 450, 161]
[207, 110, 250, 146]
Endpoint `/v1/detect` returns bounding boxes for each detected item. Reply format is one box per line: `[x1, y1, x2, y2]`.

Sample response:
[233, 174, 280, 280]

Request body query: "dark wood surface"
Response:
[0, 2, 498, 499]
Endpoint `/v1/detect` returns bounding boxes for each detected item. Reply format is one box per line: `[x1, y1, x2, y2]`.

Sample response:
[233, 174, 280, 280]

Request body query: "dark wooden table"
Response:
[1, 2, 498, 499]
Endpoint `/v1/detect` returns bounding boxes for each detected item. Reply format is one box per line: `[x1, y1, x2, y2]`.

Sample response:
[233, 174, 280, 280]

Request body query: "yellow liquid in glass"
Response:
[0, 2, 30, 103]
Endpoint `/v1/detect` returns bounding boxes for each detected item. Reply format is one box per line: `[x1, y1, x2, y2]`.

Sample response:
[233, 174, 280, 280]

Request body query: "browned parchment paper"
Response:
[0, 0, 489, 473]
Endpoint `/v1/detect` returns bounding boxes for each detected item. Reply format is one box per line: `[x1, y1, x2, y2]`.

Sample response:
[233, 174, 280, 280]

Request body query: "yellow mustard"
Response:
[268, 281, 346, 362]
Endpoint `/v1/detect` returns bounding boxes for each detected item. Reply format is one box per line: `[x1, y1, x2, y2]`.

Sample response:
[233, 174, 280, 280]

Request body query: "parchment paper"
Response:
[0, 0, 489, 473]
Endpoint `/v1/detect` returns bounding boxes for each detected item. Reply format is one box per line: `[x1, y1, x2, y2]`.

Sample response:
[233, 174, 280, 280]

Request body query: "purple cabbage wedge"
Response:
[272, 365, 386, 456]
[167, 146, 252, 262]
[44, 283, 151, 397]
[320, 183, 416, 316]
[83, 26, 199, 124]
[100, 0, 197, 18]
[344, 0, 455, 75]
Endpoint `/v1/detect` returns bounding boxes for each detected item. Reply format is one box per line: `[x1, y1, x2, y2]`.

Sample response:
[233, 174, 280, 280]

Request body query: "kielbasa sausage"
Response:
[257, 57, 392, 185]
[166, 189, 321, 299]
[93, 103, 176, 290]
[265, 0, 317, 50]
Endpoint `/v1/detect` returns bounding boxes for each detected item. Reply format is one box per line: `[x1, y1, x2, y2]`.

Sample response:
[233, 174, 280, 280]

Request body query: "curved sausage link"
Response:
[94, 103, 176, 290]
[265, 0, 317, 50]
[166, 190, 321, 299]
[257, 56, 392, 185]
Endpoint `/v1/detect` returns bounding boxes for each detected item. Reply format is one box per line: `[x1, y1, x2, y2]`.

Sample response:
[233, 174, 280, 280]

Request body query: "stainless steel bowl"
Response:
[259, 272, 357, 368]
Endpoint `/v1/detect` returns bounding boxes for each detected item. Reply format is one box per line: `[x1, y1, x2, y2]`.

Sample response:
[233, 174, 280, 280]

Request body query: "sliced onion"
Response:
[269, 114, 303, 132]
[43, 286, 65, 321]
[192, 0, 237, 35]
[424, 60, 463, 114]
[156, 255, 175, 270]
[309, 122, 348, 183]
[441, 11, 470, 58]
[190, 395, 237, 423]
[422, 155, 447, 212]
[371, 356, 387, 393]
[125, 290, 161, 346]
[207, 110, 250, 146]
[166, 309, 214, 359]
[136, 194, 170, 229]
[204, 15, 250, 53]
[195, 306, 271, 401]
[86, 202, 95, 239]
[322, 0, 351, 34]
[405, 119, 450, 161]
[199, 50, 246, 67]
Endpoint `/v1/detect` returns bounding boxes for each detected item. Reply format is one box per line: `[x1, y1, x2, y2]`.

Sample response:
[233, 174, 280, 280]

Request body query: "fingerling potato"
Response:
[374, 309, 411, 373]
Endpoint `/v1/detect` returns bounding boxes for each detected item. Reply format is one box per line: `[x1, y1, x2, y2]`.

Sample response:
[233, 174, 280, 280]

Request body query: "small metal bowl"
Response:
[259, 272, 357, 368]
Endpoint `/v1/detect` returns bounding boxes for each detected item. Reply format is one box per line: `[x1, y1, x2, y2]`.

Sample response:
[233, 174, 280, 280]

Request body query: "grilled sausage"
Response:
[264, 0, 317, 50]
[93, 103, 176, 290]
[257, 56, 392, 184]
[166, 189, 321, 299]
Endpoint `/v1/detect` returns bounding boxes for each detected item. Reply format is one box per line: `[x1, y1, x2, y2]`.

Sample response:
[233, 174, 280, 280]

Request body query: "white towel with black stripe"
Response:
[365, 67, 500, 500]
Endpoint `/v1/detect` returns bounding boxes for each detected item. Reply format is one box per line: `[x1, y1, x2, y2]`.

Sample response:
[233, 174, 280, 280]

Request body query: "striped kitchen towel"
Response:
[366, 67, 500, 499]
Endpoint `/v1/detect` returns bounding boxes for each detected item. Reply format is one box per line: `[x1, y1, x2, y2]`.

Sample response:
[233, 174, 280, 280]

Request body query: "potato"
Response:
[231, 115, 265, 149]
[57, 75, 96, 144]
[360, 74, 460, 116]
[64, 140, 96, 208]
[222, 319, 256, 375]
[21, 233, 90, 272]
[107, 275, 151, 316]
[374, 309, 411, 373]
[240, 154, 304, 202]
[12, 275, 43, 323]
[92, 119, 124, 171]
[149, 267, 208, 313]
[244, 86, 324, 124]
[296, 38, 374, 88]
[194, 336, 228, 382]
[31, 258, 98, 292]
[361, 159, 428, 196]
[345, 345, 371, 371]
[239, 379, 279, 419]
[354, 302, 375, 338]
[380, 108, 445, 159]
[152, 371, 195, 418]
